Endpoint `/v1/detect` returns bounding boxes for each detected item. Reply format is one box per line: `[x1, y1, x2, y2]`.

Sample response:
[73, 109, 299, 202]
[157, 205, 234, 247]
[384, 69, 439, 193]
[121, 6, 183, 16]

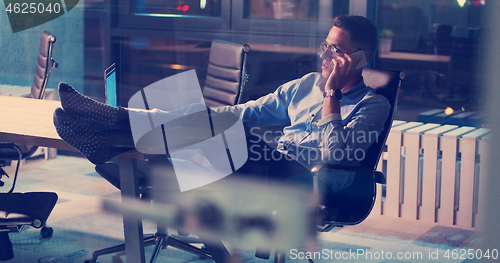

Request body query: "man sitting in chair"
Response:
[54, 15, 389, 194]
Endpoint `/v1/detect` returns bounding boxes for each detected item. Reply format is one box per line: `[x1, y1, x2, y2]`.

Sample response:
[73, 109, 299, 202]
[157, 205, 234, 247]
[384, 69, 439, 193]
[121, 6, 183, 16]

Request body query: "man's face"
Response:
[320, 26, 357, 79]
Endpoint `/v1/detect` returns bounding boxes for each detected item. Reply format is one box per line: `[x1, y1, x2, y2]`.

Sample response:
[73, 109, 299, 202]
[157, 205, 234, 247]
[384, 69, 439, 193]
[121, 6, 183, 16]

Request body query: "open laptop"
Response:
[104, 63, 117, 107]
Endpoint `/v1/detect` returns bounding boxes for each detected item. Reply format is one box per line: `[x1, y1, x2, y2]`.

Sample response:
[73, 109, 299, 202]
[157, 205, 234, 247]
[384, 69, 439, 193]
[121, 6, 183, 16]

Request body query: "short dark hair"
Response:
[332, 15, 378, 57]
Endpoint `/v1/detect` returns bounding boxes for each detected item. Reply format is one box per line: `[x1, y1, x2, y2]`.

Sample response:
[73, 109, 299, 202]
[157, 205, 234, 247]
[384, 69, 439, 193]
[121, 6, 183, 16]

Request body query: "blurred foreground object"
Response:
[103, 178, 317, 251]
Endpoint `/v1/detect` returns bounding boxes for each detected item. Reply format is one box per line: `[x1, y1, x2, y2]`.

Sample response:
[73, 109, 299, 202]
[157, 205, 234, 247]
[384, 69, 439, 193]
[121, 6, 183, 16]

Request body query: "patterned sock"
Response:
[58, 82, 128, 129]
[53, 108, 131, 165]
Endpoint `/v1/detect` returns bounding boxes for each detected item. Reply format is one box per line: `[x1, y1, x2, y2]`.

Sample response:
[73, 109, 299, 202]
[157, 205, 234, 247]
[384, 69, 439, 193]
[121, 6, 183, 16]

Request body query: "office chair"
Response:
[0, 31, 58, 261]
[202, 39, 250, 107]
[257, 67, 404, 263]
[86, 39, 250, 263]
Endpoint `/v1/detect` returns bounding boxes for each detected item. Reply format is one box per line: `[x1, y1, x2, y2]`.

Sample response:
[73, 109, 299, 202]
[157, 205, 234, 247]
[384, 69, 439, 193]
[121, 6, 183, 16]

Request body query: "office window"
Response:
[133, 0, 222, 17]
[233, 0, 349, 34]
[376, 0, 486, 124]
[245, 0, 319, 21]
[117, 0, 230, 31]
[243, 0, 349, 21]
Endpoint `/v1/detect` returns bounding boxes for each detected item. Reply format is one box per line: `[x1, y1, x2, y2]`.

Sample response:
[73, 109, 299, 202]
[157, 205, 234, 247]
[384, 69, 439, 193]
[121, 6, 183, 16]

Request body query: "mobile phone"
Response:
[330, 50, 368, 70]
[350, 50, 368, 70]
[104, 63, 117, 107]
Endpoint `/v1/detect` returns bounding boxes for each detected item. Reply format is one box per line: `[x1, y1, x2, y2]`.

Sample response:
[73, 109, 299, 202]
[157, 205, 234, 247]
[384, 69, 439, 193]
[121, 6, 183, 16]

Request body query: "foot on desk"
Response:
[58, 82, 128, 128]
[53, 108, 132, 165]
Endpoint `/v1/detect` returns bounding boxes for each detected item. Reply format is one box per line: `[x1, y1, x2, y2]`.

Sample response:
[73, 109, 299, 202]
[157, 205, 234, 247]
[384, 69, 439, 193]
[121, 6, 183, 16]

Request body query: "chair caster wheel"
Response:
[41, 226, 53, 238]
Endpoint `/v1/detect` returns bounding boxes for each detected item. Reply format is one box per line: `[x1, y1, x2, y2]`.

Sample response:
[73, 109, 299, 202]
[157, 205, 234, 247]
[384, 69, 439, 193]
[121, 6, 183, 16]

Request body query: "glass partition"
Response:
[95, 0, 488, 125]
[103, 0, 352, 105]
[115, 37, 321, 105]
[232, 0, 349, 35]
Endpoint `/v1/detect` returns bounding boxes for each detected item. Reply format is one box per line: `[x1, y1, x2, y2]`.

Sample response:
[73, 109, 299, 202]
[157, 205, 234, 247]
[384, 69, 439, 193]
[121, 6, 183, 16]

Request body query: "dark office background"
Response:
[0, 0, 486, 123]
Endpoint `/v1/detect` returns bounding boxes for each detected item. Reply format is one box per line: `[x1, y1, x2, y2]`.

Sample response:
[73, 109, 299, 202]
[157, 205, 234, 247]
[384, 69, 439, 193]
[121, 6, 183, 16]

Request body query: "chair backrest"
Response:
[319, 67, 403, 226]
[359, 67, 404, 170]
[24, 31, 57, 157]
[1, 31, 57, 160]
[29, 31, 57, 100]
[202, 39, 250, 107]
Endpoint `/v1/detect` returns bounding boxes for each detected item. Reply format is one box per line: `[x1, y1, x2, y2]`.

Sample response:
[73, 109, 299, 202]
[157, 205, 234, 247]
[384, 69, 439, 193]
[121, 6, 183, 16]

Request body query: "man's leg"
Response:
[58, 82, 129, 126]
[95, 158, 151, 190]
[53, 107, 135, 165]
[233, 126, 311, 180]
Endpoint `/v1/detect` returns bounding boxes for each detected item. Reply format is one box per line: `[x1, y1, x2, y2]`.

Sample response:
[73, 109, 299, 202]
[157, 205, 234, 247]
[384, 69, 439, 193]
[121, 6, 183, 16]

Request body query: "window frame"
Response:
[116, 0, 232, 31]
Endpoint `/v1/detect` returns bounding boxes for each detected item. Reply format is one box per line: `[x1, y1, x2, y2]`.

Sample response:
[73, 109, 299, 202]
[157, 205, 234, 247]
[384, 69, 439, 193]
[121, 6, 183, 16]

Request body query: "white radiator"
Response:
[372, 121, 490, 228]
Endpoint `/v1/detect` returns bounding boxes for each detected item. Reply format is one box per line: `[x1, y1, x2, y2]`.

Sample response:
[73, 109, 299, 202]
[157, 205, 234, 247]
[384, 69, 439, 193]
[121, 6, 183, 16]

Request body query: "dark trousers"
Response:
[96, 125, 311, 191]
[232, 127, 311, 180]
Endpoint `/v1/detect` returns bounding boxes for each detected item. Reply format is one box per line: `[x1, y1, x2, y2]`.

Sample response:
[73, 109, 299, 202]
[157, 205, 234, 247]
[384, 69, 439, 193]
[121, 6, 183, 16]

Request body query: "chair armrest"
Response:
[0, 143, 17, 149]
[0, 143, 37, 161]
[0, 144, 22, 193]
[0, 144, 22, 161]
[310, 164, 386, 184]
[373, 170, 386, 184]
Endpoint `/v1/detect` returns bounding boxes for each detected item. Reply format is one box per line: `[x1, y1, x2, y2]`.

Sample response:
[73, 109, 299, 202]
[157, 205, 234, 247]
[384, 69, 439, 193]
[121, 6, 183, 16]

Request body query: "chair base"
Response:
[84, 232, 212, 263]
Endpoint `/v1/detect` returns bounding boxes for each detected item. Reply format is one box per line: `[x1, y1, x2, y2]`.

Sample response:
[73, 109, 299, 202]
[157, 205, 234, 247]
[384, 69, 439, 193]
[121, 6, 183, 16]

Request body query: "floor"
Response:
[1, 155, 483, 263]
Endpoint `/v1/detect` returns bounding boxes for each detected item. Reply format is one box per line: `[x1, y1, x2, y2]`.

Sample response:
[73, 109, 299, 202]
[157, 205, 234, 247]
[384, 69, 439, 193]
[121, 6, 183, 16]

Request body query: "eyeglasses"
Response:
[319, 41, 360, 56]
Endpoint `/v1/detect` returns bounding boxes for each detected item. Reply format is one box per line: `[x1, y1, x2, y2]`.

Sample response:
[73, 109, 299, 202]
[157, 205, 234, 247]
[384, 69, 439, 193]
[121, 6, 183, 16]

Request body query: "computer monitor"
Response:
[104, 63, 117, 107]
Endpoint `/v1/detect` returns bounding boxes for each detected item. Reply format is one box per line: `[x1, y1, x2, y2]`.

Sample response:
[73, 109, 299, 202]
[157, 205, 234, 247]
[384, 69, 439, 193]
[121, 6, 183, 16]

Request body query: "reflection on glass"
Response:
[134, 0, 221, 17]
[244, 0, 346, 21]
[122, 38, 212, 93]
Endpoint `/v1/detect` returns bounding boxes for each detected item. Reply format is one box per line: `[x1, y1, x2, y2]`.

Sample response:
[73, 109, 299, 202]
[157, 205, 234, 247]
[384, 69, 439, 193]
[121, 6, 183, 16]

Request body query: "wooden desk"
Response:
[0, 96, 146, 263]
[0, 96, 74, 151]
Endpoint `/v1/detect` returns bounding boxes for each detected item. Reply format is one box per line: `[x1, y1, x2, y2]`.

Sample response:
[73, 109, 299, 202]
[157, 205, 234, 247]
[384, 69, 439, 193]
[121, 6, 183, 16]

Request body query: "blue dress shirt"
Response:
[213, 72, 391, 167]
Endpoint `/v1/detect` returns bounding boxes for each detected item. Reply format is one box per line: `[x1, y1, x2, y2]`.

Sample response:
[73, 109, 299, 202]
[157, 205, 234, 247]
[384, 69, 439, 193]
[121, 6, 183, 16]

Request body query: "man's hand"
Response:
[325, 53, 361, 92]
[321, 53, 361, 118]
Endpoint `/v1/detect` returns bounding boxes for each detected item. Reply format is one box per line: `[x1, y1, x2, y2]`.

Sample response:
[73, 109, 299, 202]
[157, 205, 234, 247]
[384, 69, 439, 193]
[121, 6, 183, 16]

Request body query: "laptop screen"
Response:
[105, 63, 117, 107]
